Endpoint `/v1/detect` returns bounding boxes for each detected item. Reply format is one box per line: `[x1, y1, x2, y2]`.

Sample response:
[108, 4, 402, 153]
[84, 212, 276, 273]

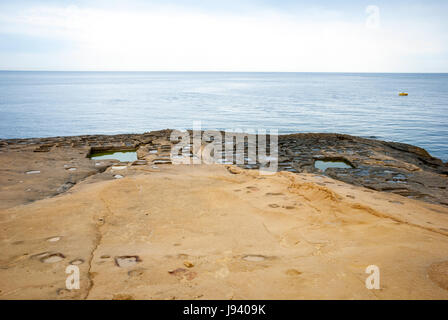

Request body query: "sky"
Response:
[0, 0, 447, 72]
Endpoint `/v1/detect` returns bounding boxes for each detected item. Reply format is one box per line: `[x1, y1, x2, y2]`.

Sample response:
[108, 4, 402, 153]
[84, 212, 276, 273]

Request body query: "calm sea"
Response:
[0, 71, 447, 161]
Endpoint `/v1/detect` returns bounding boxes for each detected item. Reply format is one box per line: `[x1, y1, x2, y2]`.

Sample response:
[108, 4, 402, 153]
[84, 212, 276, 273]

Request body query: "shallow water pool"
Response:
[314, 160, 353, 171]
[89, 151, 137, 162]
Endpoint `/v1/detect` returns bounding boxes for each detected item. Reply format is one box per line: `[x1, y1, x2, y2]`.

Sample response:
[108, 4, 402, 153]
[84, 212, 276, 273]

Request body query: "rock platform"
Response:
[1, 130, 447, 209]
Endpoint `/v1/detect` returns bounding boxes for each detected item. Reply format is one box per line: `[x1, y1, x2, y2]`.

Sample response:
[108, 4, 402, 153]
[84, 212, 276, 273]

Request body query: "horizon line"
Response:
[1, 70, 448, 74]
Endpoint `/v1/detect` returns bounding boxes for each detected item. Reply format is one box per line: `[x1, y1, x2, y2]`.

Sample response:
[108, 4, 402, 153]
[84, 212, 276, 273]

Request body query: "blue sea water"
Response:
[0, 71, 447, 161]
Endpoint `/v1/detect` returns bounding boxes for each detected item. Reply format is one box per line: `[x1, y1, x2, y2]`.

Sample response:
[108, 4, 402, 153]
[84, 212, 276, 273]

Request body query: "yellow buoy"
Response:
[399, 92, 408, 96]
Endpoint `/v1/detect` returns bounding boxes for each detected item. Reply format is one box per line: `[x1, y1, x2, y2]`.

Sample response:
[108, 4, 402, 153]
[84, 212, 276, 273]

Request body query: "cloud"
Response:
[0, 2, 447, 71]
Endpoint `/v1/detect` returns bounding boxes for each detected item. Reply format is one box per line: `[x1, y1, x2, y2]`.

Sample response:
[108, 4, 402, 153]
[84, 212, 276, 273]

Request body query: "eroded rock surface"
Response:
[1, 164, 448, 299]
[1, 130, 447, 208]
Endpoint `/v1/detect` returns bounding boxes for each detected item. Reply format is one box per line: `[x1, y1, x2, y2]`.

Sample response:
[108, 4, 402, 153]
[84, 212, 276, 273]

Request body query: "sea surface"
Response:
[0, 71, 447, 161]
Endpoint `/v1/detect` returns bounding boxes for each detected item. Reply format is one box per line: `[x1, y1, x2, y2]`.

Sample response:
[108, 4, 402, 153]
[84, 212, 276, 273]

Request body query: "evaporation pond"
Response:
[89, 151, 137, 162]
[314, 160, 353, 171]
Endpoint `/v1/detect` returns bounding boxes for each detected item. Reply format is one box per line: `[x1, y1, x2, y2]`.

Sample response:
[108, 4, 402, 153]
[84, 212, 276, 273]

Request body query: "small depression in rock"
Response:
[89, 151, 137, 162]
[70, 259, 84, 265]
[314, 160, 353, 171]
[115, 255, 141, 268]
[47, 236, 61, 242]
[26, 170, 41, 175]
[40, 253, 65, 263]
[243, 255, 266, 262]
